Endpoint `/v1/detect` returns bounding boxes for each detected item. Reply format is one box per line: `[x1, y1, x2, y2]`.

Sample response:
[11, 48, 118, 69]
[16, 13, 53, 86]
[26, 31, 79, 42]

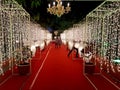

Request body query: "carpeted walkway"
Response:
[27, 44, 95, 90]
[0, 43, 119, 90]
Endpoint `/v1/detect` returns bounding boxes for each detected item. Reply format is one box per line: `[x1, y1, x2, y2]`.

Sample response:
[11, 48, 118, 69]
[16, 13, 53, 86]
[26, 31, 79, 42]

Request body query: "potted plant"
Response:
[15, 46, 32, 75]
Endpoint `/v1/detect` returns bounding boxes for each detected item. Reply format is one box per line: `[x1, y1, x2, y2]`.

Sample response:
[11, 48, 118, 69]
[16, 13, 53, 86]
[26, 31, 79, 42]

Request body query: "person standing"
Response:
[67, 41, 79, 58]
[57, 36, 62, 48]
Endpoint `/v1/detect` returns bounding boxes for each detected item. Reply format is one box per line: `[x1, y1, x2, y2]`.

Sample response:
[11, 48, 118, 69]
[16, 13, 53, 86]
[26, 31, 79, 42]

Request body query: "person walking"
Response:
[67, 41, 79, 58]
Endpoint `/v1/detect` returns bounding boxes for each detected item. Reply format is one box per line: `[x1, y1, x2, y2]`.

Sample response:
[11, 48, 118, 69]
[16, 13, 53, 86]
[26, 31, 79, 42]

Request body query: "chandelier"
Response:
[47, 0, 71, 17]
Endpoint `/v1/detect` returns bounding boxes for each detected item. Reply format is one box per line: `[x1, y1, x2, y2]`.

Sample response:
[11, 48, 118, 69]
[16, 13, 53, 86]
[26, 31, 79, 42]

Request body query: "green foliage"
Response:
[33, 13, 40, 21]
[15, 0, 42, 8]
[31, 0, 41, 8]
[59, 21, 73, 30]
[15, 0, 26, 7]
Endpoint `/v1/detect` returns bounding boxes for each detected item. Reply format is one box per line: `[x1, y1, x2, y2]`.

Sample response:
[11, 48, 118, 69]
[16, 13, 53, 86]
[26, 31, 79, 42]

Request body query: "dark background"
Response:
[15, 0, 104, 33]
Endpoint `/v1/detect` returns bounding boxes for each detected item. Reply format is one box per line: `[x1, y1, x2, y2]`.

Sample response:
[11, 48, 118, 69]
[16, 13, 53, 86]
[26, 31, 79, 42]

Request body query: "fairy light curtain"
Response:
[0, 0, 30, 77]
[73, 22, 86, 42]
[66, 28, 74, 41]
[60, 32, 66, 44]
[86, 0, 120, 80]
[73, 24, 81, 42]
[30, 22, 52, 52]
[46, 30, 52, 45]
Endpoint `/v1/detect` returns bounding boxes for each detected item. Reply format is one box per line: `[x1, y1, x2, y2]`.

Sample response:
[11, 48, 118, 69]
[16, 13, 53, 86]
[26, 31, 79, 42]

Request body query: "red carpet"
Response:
[27, 44, 95, 90]
[0, 43, 119, 90]
[86, 74, 119, 90]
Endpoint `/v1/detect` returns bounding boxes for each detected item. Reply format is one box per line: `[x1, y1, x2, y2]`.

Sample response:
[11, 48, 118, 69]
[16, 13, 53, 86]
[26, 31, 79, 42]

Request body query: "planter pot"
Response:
[85, 62, 95, 74]
[18, 63, 30, 75]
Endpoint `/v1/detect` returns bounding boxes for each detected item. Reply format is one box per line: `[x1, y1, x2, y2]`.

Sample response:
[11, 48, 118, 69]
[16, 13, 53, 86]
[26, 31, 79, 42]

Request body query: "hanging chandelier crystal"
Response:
[47, 0, 71, 17]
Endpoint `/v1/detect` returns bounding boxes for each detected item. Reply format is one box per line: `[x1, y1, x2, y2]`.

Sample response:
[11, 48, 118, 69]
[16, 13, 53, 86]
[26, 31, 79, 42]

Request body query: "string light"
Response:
[86, 1, 120, 75]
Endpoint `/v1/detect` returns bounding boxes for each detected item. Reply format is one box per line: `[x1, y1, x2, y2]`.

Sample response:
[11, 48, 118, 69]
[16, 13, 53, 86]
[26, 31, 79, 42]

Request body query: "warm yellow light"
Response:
[47, 0, 71, 17]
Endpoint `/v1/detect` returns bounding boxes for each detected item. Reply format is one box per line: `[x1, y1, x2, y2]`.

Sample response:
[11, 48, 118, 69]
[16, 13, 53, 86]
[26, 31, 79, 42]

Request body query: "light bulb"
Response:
[67, 3, 70, 7]
[53, 2, 55, 6]
[48, 4, 51, 8]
